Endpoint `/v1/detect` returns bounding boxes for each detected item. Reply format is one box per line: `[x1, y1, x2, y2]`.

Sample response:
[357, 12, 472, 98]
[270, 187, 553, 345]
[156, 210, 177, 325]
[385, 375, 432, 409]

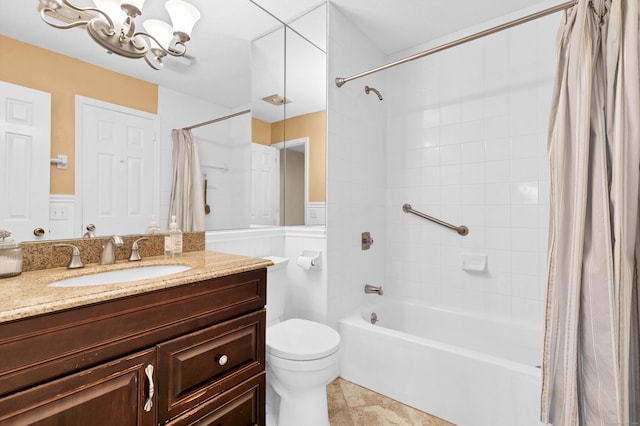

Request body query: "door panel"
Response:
[250, 143, 279, 225]
[78, 97, 158, 237]
[0, 82, 51, 241]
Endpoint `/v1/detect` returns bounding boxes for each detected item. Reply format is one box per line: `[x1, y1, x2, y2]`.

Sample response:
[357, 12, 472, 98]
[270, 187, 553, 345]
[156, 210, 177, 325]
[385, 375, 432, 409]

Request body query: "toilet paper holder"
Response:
[297, 250, 321, 270]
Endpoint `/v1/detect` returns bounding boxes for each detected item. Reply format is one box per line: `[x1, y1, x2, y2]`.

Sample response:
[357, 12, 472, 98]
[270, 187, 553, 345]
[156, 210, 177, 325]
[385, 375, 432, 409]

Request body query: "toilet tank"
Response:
[262, 256, 289, 327]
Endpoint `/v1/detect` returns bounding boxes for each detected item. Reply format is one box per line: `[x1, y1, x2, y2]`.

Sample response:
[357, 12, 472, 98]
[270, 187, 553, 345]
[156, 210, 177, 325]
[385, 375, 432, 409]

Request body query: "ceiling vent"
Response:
[262, 94, 291, 106]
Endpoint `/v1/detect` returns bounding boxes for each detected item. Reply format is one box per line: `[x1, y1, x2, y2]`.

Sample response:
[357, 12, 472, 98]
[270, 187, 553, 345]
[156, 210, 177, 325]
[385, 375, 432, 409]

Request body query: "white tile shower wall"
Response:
[384, 11, 559, 325]
[198, 139, 251, 230]
[326, 5, 388, 327]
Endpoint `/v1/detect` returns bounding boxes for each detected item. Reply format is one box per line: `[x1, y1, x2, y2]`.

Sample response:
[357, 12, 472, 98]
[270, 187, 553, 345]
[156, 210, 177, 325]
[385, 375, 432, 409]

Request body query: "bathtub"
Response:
[338, 300, 544, 426]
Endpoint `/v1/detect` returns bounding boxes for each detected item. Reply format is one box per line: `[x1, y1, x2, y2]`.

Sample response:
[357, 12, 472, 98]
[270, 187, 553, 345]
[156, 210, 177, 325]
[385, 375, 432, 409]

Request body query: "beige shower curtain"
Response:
[168, 129, 206, 232]
[541, 0, 640, 425]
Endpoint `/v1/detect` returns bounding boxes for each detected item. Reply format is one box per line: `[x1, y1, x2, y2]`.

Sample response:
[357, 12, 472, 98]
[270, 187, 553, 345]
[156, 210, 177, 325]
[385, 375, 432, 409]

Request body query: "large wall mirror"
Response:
[0, 0, 326, 241]
[251, 4, 326, 227]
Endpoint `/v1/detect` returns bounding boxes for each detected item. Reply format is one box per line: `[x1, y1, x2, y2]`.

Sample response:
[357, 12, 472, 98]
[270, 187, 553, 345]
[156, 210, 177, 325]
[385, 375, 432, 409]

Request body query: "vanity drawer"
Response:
[166, 372, 265, 426]
[157, 310, 265, 423]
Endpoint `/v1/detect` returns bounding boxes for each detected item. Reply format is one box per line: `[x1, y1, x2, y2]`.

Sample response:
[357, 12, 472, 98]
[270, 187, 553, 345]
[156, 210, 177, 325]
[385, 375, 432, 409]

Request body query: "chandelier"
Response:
[38, 0, 200, 70]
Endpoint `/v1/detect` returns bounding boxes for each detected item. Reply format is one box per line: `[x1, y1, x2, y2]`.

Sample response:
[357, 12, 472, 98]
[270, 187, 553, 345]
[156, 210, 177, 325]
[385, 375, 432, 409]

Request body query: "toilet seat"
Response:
[267, 318, 340, 361]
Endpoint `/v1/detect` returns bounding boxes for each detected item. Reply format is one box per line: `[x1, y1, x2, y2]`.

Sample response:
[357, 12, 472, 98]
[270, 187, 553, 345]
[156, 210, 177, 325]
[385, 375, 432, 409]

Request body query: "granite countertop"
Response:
[0, 251, 272, 324]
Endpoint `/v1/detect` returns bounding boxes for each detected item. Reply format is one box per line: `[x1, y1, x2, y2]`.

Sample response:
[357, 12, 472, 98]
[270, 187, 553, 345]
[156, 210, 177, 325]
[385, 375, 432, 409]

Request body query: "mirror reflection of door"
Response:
[251, 143, 279, 225]
[0, 81, 51, 241]
[77, 97, 159, 237]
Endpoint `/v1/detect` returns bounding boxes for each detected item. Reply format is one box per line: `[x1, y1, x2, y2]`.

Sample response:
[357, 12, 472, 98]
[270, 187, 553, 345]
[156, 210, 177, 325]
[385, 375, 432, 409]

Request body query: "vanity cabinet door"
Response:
[0, 349, 156, 426]
[157, 310, 265, 424]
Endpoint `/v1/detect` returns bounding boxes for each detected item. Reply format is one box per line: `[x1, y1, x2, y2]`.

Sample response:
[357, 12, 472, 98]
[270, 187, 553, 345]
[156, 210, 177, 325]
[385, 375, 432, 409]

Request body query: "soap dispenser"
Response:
[146, 215, 161, 234]
[0, 230, 23, 278]
[166, 216, 183, 257]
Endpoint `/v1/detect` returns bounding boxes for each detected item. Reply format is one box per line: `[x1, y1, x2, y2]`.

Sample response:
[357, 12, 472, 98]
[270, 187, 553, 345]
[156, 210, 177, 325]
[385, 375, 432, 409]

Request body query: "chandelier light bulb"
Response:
[92, 0, 126, 23]
[143, 19, 173, 51]
[165, 0, 200, 41]
[122, 0, 146, 13]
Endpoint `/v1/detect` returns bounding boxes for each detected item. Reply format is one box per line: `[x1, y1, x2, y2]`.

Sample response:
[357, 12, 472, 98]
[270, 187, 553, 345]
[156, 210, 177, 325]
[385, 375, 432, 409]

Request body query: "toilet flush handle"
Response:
[217, 354, 229, 366]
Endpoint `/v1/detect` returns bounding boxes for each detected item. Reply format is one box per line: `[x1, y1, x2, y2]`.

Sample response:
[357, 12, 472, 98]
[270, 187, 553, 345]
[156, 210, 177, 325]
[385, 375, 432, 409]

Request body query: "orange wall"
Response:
[0, 36, 158, 195]
[270, 111, 326, 203]
[251, 117, 271, 146]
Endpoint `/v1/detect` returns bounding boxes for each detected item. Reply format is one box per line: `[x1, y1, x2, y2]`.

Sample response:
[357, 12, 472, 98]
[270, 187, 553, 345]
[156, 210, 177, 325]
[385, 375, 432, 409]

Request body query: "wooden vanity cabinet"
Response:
[0, 348, 156, 426]
[0, 268, 267, 426]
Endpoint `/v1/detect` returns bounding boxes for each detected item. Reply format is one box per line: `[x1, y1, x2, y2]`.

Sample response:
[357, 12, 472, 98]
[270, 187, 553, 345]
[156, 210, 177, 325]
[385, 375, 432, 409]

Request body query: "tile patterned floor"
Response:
[327, 378, 455, 426]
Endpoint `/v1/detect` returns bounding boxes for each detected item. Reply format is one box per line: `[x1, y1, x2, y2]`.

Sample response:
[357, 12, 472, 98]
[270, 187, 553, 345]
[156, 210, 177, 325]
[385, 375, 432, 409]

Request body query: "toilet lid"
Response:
[267, 319, 341, 361]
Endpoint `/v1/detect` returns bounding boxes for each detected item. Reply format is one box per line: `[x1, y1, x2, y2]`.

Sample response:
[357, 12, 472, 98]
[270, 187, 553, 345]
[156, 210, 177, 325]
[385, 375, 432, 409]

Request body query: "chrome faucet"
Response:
[100, 235, 124, 265]
[364, 284, 384, 295]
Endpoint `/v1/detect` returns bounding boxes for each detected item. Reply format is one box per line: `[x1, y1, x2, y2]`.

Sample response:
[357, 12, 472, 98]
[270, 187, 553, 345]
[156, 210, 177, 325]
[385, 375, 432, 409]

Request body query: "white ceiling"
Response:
[0, 0, 563, 122]
[329, 0, 563, 55]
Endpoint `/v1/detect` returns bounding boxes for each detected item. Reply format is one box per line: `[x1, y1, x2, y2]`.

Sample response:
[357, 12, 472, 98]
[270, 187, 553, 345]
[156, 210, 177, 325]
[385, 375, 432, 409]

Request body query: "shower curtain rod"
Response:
[182, 109, 251, 131]
[335, 0, 577, 87]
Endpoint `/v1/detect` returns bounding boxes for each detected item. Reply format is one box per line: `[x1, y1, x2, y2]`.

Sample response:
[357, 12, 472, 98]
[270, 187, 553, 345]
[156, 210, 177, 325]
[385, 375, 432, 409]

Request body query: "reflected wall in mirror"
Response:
[251, 3, 327, 226]
[0, 0, 326, 241]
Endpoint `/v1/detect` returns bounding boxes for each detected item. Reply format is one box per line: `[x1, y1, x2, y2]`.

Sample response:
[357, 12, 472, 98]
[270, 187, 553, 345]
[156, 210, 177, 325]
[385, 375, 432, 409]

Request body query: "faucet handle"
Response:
[83, 224, 96, 238]
[54, 244, 84, 269]
[129, 237, 150, 261]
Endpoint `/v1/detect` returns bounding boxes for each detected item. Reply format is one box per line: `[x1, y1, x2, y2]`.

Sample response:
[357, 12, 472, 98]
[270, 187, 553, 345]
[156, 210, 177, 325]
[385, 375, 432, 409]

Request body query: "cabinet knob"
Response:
[217, 354, 228, 366]
[33, 227, 45, 237]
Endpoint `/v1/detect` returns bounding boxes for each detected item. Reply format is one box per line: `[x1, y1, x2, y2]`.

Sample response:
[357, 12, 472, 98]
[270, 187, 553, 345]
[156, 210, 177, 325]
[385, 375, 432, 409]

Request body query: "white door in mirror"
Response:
[250, 143, 279, 226]
[0, 82, 51, 241]
[48, 265, 192, 287]
[78, 97, 159, 237]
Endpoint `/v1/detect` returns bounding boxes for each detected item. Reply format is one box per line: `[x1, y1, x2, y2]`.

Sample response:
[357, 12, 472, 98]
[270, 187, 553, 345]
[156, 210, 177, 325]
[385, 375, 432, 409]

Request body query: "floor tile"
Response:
[349, 403, 418, 426]
[338, 378, 397, 407]
[328, 378, 455, 426]
[327, 378, 349, 409]
[329, 407, 355, 426]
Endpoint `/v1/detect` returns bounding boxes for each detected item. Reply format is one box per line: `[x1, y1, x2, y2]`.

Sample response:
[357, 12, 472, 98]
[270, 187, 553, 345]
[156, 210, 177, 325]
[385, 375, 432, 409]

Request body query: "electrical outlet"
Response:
[49, 206, 69, 220]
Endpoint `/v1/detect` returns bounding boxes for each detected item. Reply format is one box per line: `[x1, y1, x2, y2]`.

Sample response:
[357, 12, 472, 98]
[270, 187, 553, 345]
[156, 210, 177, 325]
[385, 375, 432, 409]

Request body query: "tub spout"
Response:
[364, 284, 384, 295]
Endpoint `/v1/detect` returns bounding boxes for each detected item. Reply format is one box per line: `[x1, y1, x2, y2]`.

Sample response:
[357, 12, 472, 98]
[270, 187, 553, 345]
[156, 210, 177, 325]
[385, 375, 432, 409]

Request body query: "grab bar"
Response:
[402, 204, 469, 236]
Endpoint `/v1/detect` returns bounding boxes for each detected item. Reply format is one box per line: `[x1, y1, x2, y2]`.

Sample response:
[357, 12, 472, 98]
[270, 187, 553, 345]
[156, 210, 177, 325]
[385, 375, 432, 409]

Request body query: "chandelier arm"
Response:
[144, 54, 164, 70]
[167, 41, 187, 57]
[135, 32, 187, 57]
[124, 16, 136, 39]
[40, 8, 90, 29]
[60, 0, 116, 30]
[129, 34, 148, 52]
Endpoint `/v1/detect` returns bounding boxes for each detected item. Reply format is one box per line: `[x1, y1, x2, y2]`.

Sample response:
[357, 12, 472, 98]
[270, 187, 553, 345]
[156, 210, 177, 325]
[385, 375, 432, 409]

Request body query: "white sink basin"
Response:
[48, 265, 192, 287]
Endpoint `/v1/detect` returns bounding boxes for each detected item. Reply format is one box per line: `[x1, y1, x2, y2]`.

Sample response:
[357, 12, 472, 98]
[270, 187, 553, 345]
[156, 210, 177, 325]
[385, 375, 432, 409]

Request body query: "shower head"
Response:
[365, 85, 383, 101]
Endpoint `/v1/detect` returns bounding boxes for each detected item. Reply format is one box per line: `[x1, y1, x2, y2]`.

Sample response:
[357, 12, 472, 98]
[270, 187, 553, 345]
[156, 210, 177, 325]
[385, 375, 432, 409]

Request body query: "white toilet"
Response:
[263, 256, 341, 426]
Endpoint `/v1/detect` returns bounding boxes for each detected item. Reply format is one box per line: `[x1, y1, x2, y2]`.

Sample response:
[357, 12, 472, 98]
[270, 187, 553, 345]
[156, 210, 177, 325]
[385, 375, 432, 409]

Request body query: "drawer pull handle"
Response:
[144, 364, 154, 412]
[217, 354, 229, 366]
